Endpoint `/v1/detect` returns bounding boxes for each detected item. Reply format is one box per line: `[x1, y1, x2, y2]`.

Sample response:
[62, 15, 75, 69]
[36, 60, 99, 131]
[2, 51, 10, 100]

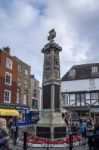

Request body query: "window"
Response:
[6, 58, 12, 69]
[76, 102, 80, 106]
[70, 101, 75, 106]
[32, 99, 38, 109]
[25, 68, 28, 75]
[91, 92, 98, 99]
[86, 100, 91, 105]
[92, 66, 98, 73]
[4, 90, 11, 103]
[5, 72, 12, 85]
[23, 91, 28, 105]
[24, 79, 28, 87]
[34, 81, 37, 87]
[89, 79, 95, 88]
[33, 89, 37, 98]
[18, 76, 21, 84]
[81, 94, 85, 100]
[18, 64, 22, 72]
[76, 94, 80, 101]
[62, 94, 68, 105]
[17, 88, 21, 104]
[69, 69, 75, 77]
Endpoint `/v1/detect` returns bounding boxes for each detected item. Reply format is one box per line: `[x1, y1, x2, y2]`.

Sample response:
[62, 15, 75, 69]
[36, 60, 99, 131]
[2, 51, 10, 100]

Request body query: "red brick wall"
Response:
[0, 51, 18, 104]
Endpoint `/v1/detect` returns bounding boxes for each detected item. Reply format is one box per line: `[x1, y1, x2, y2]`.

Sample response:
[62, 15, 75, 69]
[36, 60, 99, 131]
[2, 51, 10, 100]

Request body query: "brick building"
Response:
[14, 57, 31, 107]
[0, 47, 18, 106]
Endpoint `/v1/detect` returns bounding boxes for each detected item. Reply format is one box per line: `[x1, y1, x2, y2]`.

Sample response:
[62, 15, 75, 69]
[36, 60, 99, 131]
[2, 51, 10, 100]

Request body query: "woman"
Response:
[0, 127, 9, 149]
[0, 118, 9, 150]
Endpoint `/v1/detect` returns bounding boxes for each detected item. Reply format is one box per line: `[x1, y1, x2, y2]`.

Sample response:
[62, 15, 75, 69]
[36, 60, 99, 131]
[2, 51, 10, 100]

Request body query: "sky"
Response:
[0, 0, 99, 86]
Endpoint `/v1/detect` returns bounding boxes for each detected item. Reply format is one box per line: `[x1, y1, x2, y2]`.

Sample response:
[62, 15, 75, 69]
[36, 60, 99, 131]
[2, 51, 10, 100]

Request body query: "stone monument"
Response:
[36, 29, 66, 140]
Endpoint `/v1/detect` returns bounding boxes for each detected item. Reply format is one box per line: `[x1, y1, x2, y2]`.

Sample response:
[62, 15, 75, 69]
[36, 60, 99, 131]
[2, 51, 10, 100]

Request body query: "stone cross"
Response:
[48, 29, 56, 43]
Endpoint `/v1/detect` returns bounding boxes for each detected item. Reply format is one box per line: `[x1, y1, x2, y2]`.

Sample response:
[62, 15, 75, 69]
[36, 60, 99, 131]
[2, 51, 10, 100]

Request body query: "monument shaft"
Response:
[36, 29, 66, 139]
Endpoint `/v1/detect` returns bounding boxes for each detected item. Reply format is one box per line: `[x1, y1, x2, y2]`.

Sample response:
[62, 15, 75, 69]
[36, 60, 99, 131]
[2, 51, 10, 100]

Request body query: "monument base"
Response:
[36, 111, 66, 139]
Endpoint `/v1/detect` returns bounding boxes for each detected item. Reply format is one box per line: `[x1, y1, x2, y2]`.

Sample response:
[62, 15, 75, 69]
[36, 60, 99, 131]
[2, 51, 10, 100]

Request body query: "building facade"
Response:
[14, 57, 31, 107]
[0, 47, 18, 105]
[38, 87, 42, 117]
[29, 75, 39, 121]
[61, 63, 99, 117]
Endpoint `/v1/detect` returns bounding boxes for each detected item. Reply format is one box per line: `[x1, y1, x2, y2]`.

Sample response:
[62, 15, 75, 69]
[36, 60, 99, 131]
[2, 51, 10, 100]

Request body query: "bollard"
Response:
[13, 130, 17, 145]
[47, 139, 50, 150]
[13, 126, 18, 145]
[69, 133, 73, 150]
[23, 132, 27, 150]
[16, 126, 18, 136]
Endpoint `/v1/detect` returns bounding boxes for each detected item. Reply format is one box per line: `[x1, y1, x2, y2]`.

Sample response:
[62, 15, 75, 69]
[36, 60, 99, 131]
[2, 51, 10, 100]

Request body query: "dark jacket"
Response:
[94, 127, 99, 139]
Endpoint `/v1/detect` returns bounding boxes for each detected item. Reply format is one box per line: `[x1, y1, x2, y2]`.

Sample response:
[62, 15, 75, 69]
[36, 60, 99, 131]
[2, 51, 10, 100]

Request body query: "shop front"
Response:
[15, 105, 32, 126]
[0, 108, 19, 117]
[0, 105, 19, 126]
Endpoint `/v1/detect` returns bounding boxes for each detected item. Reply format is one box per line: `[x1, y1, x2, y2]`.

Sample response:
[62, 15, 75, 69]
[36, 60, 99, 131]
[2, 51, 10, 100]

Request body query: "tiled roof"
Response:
[61, 63, 99, 81]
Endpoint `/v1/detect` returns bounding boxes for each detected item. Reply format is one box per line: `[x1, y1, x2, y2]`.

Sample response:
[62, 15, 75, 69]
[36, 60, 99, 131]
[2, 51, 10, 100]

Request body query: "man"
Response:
[94, 116, 99, 150]
[86, 119, 95, 150]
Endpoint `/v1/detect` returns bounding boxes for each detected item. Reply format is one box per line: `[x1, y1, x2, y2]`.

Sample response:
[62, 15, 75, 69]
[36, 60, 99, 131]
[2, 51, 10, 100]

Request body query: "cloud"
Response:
[0, 0, 99, 85]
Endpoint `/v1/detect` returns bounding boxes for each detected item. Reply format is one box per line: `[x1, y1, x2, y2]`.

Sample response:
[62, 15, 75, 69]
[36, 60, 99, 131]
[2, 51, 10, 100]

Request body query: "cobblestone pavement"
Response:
[9, 145, 88, 150]
[9, 140, 88, 150]
[9, 126, 88, 150]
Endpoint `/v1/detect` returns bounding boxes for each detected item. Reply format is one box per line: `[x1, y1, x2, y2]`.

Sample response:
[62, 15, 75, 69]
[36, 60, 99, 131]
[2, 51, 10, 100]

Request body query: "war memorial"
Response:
[36, 29, 66, 140]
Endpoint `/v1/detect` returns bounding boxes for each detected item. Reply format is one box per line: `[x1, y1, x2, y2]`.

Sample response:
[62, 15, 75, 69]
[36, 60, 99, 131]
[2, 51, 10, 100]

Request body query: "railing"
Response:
[0, 136, 9, 150]
[8, 126, 88, 150]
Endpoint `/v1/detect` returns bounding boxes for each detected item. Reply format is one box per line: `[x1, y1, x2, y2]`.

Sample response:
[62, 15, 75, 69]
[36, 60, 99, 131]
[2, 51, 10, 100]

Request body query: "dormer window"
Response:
[91, 66, 98, 73]
[69, 69, 75, 77]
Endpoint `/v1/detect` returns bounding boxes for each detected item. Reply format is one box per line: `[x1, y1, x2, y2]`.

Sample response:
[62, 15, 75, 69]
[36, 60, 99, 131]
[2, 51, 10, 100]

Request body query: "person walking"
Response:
[8, 118, 13, 138]
[79, 122, 86, 138]
[0, 125, 9, 150]
[94, 115, 99, 150]
[86, 119, 95, 150]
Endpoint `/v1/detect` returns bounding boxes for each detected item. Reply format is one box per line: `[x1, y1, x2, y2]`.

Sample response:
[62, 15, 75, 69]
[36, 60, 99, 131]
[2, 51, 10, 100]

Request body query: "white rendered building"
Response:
[61, 63, 99, 116]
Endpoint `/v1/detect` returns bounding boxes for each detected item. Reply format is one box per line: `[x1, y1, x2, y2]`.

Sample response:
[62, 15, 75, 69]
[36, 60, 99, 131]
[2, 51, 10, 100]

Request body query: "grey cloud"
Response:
[0, 0, 99, 83]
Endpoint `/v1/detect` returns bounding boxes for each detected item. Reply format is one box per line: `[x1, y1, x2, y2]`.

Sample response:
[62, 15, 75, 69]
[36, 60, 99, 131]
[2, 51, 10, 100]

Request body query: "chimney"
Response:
[3, 47, 10, 54]
[31, 74, 35, 78]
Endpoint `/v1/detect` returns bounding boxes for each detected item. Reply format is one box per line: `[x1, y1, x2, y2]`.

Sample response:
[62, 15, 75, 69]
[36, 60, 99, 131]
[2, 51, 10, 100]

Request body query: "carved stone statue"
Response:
[48, 29, 56, 43]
